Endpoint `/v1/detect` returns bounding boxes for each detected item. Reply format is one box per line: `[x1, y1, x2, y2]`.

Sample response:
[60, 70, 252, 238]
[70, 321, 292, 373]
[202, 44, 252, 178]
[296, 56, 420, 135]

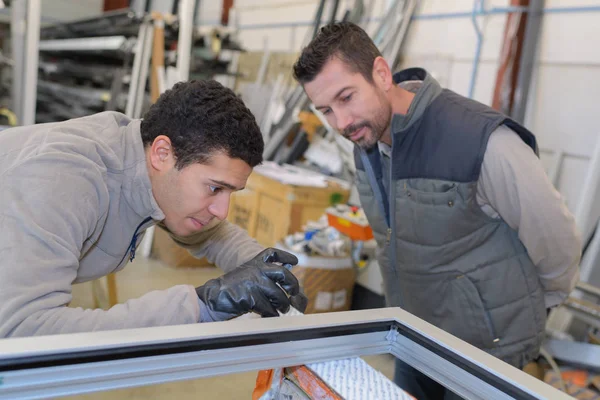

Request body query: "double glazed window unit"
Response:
[0, 308, 569, 400]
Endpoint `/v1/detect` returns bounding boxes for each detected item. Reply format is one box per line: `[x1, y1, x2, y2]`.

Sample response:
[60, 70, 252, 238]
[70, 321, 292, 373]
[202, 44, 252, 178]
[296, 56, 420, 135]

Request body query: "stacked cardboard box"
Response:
[228, 164, 350, 247]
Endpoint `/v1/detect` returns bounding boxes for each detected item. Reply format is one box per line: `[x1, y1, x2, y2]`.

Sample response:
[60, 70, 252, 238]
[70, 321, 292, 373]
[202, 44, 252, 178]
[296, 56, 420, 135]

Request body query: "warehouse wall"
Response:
[206, 0, 392, 53]
[220, 0, 600, 239]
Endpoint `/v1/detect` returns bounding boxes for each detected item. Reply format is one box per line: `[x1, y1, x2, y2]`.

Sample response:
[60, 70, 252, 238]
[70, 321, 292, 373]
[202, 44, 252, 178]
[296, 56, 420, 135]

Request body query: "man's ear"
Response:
[148, 135, 175, 172]
[372, 56, 393, 91]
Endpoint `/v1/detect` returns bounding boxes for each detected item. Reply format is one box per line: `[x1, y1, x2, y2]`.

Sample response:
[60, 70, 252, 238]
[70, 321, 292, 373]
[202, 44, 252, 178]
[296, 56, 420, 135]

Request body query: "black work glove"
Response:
[196, 248, 308, 321]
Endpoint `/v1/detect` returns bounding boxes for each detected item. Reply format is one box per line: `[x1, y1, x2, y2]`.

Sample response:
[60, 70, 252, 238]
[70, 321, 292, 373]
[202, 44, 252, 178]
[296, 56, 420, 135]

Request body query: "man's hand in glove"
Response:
[196, 248, 308, 321]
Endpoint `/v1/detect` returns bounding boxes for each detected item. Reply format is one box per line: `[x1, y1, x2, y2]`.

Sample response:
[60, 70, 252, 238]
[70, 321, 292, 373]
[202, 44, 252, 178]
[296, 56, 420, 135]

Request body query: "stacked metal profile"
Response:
[33, 8, 246, 124]
[35, 10, 146, 123]
[262, 0, 418, 164]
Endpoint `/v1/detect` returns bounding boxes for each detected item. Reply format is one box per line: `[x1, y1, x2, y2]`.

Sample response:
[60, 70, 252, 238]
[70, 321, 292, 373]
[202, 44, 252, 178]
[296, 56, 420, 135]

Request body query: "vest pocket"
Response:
[404, 179, 458, 206]
[407, 179, 457, 193]
[454, 275, 499, 348]
[463, 254, 545, 348]
[398, 272, 499, 350]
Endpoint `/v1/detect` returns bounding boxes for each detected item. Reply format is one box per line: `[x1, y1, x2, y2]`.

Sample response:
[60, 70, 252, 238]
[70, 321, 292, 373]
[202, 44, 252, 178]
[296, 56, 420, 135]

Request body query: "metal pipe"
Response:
[373, 0, 401, 47]
[22, 0, 41, 126]
[193, 0, 200, 24]
[254, 37, 270, 86]
[412, 5, 600, 19]
[346, 0, 366, 26]
[10, 0, 27, 124]
[329, 0, 341, 23]
[311, 0, 327, 39]
[171, 0, 180, 15]
[39, 36, 128, 52]
[176, 0, 195, 82]
[547, 150, 564, 187]
[512, 0, 545, 123]
[376, 0, 403, 54]
[468, 0, 484, 99]
[412, 6, 529, 20]
[360, 0, 376, 28]
[133, 22, 154, 118]
[543, 5, 600, 13]
[125, 21, 149, 118]
[388, 0, 419, 72]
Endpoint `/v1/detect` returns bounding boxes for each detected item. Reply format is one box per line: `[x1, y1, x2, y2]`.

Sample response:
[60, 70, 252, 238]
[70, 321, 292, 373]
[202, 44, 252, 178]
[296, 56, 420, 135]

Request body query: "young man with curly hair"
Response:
[0, 80, 306, 338]
[293, 22, 581, 399]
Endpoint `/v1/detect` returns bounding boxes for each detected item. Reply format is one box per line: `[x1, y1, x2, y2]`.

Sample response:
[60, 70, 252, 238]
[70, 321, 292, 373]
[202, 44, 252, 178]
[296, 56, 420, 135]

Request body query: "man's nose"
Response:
[208, 194, 230, 220]
[336, 109, 354, 133]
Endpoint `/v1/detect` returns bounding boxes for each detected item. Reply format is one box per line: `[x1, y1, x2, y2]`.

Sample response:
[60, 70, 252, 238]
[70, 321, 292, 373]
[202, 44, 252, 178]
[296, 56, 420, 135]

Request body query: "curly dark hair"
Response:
[140, 80, 263, 169]
[293, 22, 382, 85]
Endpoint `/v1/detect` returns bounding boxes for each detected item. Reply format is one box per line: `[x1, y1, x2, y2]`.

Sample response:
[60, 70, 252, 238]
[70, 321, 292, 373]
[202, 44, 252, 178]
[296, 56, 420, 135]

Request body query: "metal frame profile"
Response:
[0, 308, 570, 400]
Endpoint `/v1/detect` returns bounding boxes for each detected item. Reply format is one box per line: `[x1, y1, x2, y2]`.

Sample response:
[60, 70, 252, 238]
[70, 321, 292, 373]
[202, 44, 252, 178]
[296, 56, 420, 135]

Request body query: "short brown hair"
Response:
[141, 80, 263, 169]
[293, 22, 381, 85]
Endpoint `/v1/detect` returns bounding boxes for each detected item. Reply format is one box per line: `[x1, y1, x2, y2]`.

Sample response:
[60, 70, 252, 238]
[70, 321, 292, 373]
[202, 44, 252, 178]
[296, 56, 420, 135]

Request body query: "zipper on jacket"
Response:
[116, 216, 153, 267]
[387, 137, 401, 292]
[360, 151, 391, 227]
[359, 148, 401, 302]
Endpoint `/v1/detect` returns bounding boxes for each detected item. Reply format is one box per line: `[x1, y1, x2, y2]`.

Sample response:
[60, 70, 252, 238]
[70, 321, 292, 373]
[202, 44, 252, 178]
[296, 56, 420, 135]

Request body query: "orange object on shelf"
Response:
[561, 370, 589, 388]
[326, 205, 374, 241]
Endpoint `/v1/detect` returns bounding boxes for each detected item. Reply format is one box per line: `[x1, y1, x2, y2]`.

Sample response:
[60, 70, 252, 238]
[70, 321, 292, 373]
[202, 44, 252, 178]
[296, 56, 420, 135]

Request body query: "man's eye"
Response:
[342, 94, 353, 102]
[209, 185, 222, 194]
[322, 109, 331, 115]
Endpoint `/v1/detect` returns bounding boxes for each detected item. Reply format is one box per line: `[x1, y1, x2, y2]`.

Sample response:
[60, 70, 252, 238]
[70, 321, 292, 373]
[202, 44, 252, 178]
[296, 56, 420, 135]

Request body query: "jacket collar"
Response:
[121, 119, 165, 222]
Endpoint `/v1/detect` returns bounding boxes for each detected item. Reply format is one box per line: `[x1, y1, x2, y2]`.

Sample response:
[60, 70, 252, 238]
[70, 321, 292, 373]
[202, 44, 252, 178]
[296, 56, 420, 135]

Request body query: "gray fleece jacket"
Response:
[0, 111, 263, 338]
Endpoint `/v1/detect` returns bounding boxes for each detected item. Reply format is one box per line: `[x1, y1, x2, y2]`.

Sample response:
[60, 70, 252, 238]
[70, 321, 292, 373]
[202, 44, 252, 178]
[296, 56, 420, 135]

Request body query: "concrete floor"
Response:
[62, 257, 395, 399]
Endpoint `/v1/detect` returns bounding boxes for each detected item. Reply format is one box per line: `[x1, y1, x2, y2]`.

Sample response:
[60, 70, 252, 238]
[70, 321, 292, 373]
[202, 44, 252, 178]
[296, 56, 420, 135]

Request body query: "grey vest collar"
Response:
[390, 68, 443, 134]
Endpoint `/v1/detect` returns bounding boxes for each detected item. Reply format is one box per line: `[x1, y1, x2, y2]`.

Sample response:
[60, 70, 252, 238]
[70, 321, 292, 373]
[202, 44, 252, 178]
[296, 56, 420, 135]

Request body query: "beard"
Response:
[342, 99, 392, 150]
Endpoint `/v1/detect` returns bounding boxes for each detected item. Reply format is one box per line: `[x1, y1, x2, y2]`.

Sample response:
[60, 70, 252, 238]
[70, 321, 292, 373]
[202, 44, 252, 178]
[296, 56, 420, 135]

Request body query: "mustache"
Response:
[342, 122, 371, 139]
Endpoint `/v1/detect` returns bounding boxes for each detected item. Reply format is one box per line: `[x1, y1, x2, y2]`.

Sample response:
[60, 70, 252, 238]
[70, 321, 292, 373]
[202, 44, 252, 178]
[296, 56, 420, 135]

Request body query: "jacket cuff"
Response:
[198, 298, 216, 322]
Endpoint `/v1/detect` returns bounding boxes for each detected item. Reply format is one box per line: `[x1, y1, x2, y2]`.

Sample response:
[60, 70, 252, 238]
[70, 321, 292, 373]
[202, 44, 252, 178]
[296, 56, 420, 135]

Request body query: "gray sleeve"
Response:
[164, 219, 264, 273]
[476, 125, 582, 308]
[0, 153, 200, 338]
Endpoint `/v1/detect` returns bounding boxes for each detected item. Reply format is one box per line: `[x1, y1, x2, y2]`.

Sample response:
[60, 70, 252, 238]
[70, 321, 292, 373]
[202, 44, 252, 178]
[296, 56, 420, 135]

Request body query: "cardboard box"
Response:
[151, 227, 214, 269]
[228, 168, 350, 247]
[290, 253, 356, 314]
